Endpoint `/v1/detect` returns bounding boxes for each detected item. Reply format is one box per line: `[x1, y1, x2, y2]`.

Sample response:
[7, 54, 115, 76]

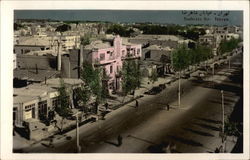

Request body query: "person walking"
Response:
[135, 100, 139, 109]
[117, 134, 123, 147]
[166, 103, 170, 111]
[105, 102, 109, 110]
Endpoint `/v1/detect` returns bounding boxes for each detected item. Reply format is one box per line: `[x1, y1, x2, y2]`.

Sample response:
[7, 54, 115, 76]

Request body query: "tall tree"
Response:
[172, 45, 190, 108]
[121, 60, 141, 101]
[55, 24, 71, 33]
[56, 79, 72, 132]
[80, 61, 105, 114]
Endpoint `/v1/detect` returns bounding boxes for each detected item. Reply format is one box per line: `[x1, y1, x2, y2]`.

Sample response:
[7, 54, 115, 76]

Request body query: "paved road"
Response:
[22, 53, 243, 153]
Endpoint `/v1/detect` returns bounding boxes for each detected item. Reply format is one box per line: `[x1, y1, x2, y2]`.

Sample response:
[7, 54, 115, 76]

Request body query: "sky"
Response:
[14, 10, 243, 26]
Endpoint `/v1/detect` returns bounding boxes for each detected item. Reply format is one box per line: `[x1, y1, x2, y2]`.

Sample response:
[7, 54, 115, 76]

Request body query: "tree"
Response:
[74, 85, 91, 113]
[172, 45, 190, 107]
[80, 61, 105, 114]
[56, 79, 72, 132]
[121, 60, 141, 101]
[55, 24, 71, 33]
[80, 34, 91, 46]
[219, 38, 241, 55]
[106, 24, 135, 37]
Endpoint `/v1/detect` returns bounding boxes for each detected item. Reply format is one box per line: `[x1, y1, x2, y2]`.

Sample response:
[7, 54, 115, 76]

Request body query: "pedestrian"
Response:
[166, 103, 170, 111]
[215, 147, 220, 153]
[135, 100, 139, 109]
[49, 138, 54, 148]
[117, 134, 123, 147]
[105, 102, 109, 110]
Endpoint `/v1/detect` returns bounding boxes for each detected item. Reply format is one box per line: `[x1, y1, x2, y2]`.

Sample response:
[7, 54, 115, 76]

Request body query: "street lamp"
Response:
[221, 90, 225, 152]
[73, 112, 81, 153]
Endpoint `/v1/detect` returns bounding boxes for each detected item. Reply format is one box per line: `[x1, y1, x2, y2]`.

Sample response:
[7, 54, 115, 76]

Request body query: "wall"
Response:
[16, 54, 57, 70]
[14, 45, 47, 55]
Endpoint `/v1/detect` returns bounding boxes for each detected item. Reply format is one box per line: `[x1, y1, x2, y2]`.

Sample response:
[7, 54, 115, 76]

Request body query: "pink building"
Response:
[82, 35, 141, 93]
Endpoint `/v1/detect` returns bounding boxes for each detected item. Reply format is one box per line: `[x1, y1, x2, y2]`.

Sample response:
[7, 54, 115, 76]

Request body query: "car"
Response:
[144, 86, 162, 95]
[181, 73, 190, 79]
[159, 84, 166, 90]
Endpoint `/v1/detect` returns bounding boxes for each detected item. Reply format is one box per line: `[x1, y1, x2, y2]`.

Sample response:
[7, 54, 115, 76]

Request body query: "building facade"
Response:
[82, 35, 141, 93]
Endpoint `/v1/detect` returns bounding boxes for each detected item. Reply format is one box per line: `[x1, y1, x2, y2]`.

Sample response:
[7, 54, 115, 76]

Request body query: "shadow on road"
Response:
[182, 128, 214, 137]
[104, 140, 120, 147]
[167, 135, 203, 147]
[193, 122, 221, 132]
[127, 135, 155, 145]
[196, 117, 221, 125]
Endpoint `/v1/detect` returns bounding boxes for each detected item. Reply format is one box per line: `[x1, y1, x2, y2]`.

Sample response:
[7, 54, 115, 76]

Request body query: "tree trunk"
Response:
[178, 71, 181, 108]
[60, 118, 64, 133]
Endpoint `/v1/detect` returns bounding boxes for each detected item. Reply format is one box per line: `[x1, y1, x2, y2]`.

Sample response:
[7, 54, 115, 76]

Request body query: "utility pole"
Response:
[178, 71, 181, 108]
[221, 90, 225, 153]
[212, 63, 215, 85]
[73, 112, 81, 153]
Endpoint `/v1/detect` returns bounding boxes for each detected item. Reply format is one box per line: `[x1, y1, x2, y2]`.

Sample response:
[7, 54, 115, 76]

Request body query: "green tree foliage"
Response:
[74, 85, 91, 111]
[14, 23, 24, 31]
[219, 38, 241, 55]
[224, 119, 241, 137]
[56, 79, 72, 132]
[193, 45, 213, 63]
[80, 35, 91, 46]
[133, 24, 206, 41]
[80, 61, 104, 104]
[173, 44, 213, 69]
[121, 60, 141, 96]
[172, 45, 190, 71]
[55, 24, 71, 33]
[106, 24, 135, 37]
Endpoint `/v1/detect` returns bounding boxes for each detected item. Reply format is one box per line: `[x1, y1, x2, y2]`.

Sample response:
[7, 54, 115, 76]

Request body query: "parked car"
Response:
[181, 73, 190, 79]
[144, 86, 163, 95]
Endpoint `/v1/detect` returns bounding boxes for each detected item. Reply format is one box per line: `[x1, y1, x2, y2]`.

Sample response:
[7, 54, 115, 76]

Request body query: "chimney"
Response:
[57, 41, 61, 71]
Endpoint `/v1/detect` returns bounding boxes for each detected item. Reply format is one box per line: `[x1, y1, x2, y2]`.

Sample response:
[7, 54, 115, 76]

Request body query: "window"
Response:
[52, 97, 60, 109]
[25, 104, 35, 110]
[100, 53, 105, 61]
[110, 65, 113, 73]
[137, 49, 140, 55]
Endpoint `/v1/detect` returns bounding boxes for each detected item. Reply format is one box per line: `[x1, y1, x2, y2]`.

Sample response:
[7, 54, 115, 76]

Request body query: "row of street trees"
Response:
[172, 44, 213, 107]
[219, 38, 242, 55]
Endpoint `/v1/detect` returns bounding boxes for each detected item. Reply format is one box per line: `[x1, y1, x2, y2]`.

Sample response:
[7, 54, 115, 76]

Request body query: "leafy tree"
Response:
[121, 60, 141, 99]
[106, 24, 135, 37]
[172, 45, 190, 108]
[14, 23, 24, 31]
[74, 85, 91, 113]
[224, 118, 241, 137]
[80, 61, 105, 114]
[55, 24, 71, 33]
[172, 45, 190, 71]
[219, 38, 241, 55]
[80, 34, 91, 46]
[56, 79, 72, 132]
